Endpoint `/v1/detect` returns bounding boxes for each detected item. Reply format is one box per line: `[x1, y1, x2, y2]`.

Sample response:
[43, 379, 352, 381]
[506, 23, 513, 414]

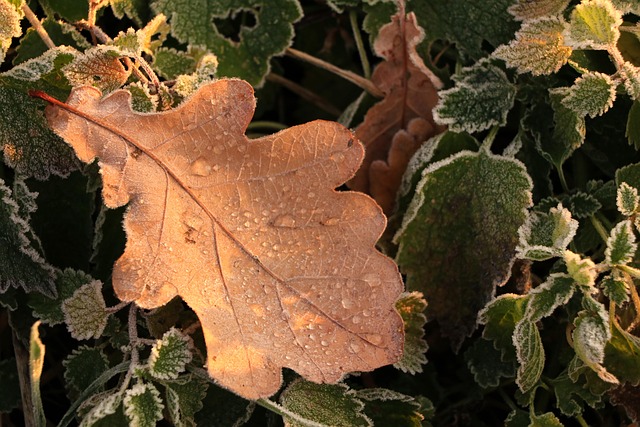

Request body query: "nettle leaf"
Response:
[165, 376, 209, 427]
[617, 162, 640, 190]
[605, 220, 637, 266]
[550, 372, 604, 417]
[478, 294, 528, 361]
[80, 390, 125, 427]
[123, 383, 164, 427]
[111, 14, 168, 57]
[525, 273, 575, 322]
[600, 274, 630, 305]
[513, 319, 545, 392]
[14, 18, 89, 65]
[357, 388, 424, 427]
[0, 0, 22, 64]
[507, 0, 570, 21]
[626, 101, 640, 150]
[28, 268, 94, 325]
[126, 82, 157, 113]
[152, 47, 197, 80]
[63, 345, 110, 400]
[605, 319, 640, 385]
[395, 150, 532, 350]
[573, 296, 618, 384]
[0, 178, 56, 296]
[465, 337, 516, 388]
[148, 328, 193, 380]
[39, 0, 88, 22]
[562, 72, 616, 118]
[433, 59, 516, 134]
[109, 0, 150, 26]
[564, 251, 597, 288]
[529, 412, 563, 427]
[393, 292, 428, 374]
[63, 46, 132, 94]
[621, 62, 640, 101]
[493, 17, 572, 76]
[567, 0, 623, 50]
[0, 358, 21, 413]
[517, 204, 578, 261]
[546, 88, 586, 169]
[280, 379, 371, 427]
[617, 182, 639, 216]
[173, 54, 219, 99]
[152, 0, 302, 86]
[62, 281, 109, 340]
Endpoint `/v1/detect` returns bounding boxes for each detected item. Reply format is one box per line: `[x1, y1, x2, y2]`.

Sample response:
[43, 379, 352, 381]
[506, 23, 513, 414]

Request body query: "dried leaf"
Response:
[41, 79, 404, 399]
[349, 10, 443, 214]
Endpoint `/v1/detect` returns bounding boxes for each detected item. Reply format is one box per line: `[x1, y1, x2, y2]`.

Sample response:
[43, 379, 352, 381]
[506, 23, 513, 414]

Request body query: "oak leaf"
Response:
[39, 79, 404, 400]
[349, 8, 444, 214]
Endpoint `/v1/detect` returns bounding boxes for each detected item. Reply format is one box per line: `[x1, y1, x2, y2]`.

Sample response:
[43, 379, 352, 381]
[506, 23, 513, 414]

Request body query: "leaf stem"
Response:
[481, 126, 499, 151]
[105, 300, 130, 314]
[576, 414, 590, 427]
[589, 215, 610, 243]
[626, 280, 640, 332]
[21, 3, 55, 49]
[246, 121, 288, 132]
[285, 47, 383, 98]
[349, 10, 371, 79]
[266, 73, 342, 116]
[557, 165, 570, 193]
[497, 388, 517, 412]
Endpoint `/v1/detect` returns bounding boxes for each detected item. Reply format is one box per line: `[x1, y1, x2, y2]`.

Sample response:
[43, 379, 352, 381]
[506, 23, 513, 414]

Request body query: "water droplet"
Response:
[341, 299, 354, 309]
[362, 309, 372, 317]
[364, 334, 383, 345]
[243, 221, 251, 228]
[352, 315, 361, 324]
[189, 157, 213, 177]
[363, 273, 381, 287]
[320, 340, 329, 346]
[322, 217, 340, 226]
[273, 214, 296, 228]
[307, 192, 315, 198]
[350, 343, 361, 353]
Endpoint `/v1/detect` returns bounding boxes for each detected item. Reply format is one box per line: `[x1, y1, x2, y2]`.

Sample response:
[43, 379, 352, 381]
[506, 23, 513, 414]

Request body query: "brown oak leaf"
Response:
[38, 79, 404, 400]
[349, 8, 445, 214]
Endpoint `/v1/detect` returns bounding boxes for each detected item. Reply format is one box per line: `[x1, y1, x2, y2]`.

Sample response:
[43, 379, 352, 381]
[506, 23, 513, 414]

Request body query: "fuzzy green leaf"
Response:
[626, 101, 640, 150]
[0, 358, 21, 413]
[478, 294, 529, 361]
[28, 268, 94, 325]
[111, 14, 168, 57]
[109, 0, 150, 26]
[63, 345, 109, 400]
[395, 150, 532, 350]
[126, 82, 157, 112]
[617, 182, 639, 216]
[357, 388, 424, 427]
[148, 328, 193, 380]
[493, 17, 572, 76]
[562, 72, 616, 118]
[517, 204, 578, 260]
[39, 0, 88, 22]
[514, 319, 545, 392]
[543, 88, 587, 169]
[567, 0, 623, 49]
[433, 59, 516, 133]
[550, 372, 604, 416]
[0, 0, 22, 64]
[600, 274, 630, 305]
[123, 383, 164, 427]
[280, 379, 371, 427]
[507, 0, 570, 21]
[564, 251, 597, 288]
[63, 46, 131, 93]
[62, 281, 109, 340]
[152, 0, 302, 86]
[617, 162, 640, 191]
[0, 178, 56, 296]
[465, 337, 516, 388]
[152, 47, 196, 80]
[172, 54, 218, 98]
[605, 319, 640, 385]
[165, 376, 209, 427]
[525, 274, 576, 322]
[14, 18, 89, 65]
[621, 62, 640, 101]
[529, 412, 564, 427]
[393, 292, 428, 374]
[29, 321, 46, 426]
[605, 220, 637, 265]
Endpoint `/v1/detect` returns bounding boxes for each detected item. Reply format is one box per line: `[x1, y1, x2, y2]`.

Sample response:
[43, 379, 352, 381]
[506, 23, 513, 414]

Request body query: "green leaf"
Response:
[478, 293, 529, 361]
[63, 46, 132, 93]
[152, 47, 196, 80]
[433, 59, 516, 133]
[529, 412, 564, 427]
[567, 0, 623, 50]
[393, 292, 427, 374]
[514, 319, 545, 393]
[126, 82, 157, 112]
[549, 372, 604, 416]
[357, 388, 424, 427]
[551, 88, 587, 168]
[279, 379, 371, 427]
[123, 383, 164, 427]
[152, 0, 302, 86]
[626, 101, 640, 150]
[605, 318, 640, 385]
[507, 0, 570, 21]
[564, 251, 597, 288]
[14, 18, 89, 65]
[28, 268, 94, 325]
[194, 382, 254, 427]
[562, 72, 616, 118]
[0, 0, 22, 64]
[165, 375, 209, 427]
[525, 274, 576, 322]
[0, 358, 21, 413]
[0, 178, 56, 296]
[517, 204, 578, 260]
[111, 14, 168, 57]
[505, 409, 530, 427]
[617, 182, 639, 216]
[617, 162, 640, 191]
[148, 328, 193, 380]
[620, 62, 640, 101]
[605, 220, 637, 266]
[62, 281, 109, 340]
[79, 390, 125, 427]
[600, 274, 630, 305]
[465, 337, 516, 388]
[395, 150, 532, 350]
[63, 345, 110, 401]
[173, 54, 219, 98]
[29, 321, 46, 427]
[109, 0, 150, 26]
[39, 0, 88, 21]
[493, 17, 572, 76]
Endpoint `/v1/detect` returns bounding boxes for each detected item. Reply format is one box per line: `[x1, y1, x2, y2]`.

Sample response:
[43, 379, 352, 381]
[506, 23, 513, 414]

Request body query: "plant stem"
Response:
[481, 126, 499, 151]
[589, 215, 609, 243]
[576, 414, 590, 427]
[349, 10, 371, 79]
[247, 121, 288, 132]
[285, 47, 383, 98]
[557, 165, 570, 193]
[21, 3, 55, 49]
[105, 300, 130, 314]
[266, 73, 342, 116]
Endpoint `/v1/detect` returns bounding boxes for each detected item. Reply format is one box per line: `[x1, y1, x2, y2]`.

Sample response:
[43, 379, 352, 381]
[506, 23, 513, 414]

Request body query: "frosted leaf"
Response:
[164, 376, 208, 427]
[530, 413, 564, 426]
[600, 274, 630, 305]
[148, 328, 193, 380]
[616, 182, 639, 216]
[620, 62, 640, 101]
[563, 251, 597, 288]
[507, 0, 570, 21]
[393, 292, 428, 374]
[516, 203, 578, 261]
[112, 14, 169, 57]
[152, 47, 196, 80]
[63, 345, 109, 399]
[356, 388, 424, 426]
[28, 268, 94, 325]
[126, 82, 157, 112]
[2, 46, 77, 82]
[123, 383, 164, 427]
[0, 0, 22, 64]
[524, 273, 576, 322]
[173, 54, 218, 98]
[605, 220, 637, 266]
[62, 281, 109, 340]
[561, 72, 616, 118]
[63, 46, 131, 93]
[493, 17, 572, 76]
[513, 319, 545, 392]
[566, 0, 623, 49]
[79, 391, 124, 427]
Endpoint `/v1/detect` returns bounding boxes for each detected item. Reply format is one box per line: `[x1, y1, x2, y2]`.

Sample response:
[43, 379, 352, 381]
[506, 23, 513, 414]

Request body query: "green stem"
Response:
[590, 215, 610, 243]
[246, 121, 288, 132]
[349, 10, 371, 79]
[481, 126, 499, 151]
[557, 165, 570, 193]
[576, 414, 590, 427]
[497, 388, 518, 412]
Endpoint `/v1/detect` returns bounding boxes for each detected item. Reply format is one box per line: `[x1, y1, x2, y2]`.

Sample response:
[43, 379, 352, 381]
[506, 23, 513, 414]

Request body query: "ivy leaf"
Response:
[394, 150, 532, 350]
[0, 358, 21, 413]
[357, 388, 424, 427]
[29, 321, 46, 427]
[493, 17, 572, 76]
[507, 0, 570, 21]
[514, 319, 545, 393]
[529, 412, 564, 427]
[279, 379, 371, 427]
[562, 72, 616, 118]
[616, 182, 639, 216]
[165, 376, 209, 427]
[465, 337, 516, 388]
[525, 273, 576, 322]
[393, 292, 427, 374]
[152, 0, 302, 86]
[600, 274, 630, 305]
[28, 268, 94, 325]
[148, 328, 193, 380]
[123, 383, 164, 427]
[0, 0, 22, 64]
[63, 345, 110, 401]
[605, 220, 637, 266]
[517, 204, 578, 260]
[478, 294, 528, 361]
[567, 0, 623, 50]
[62, 281, 109, 340]
[605, 318, 640, 385]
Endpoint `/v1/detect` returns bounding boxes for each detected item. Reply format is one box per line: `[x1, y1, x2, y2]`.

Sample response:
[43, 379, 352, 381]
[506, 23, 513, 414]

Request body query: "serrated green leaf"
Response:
[525, 273, 576, 322]
[550, 371, 604, 416]
[564, 192, 602, 219]
[357, 388, 424, 427]
[112, 14, 168, 57]
[0, 358, 21, 413]
[109, 0, 150, 26]
[280, 379, 371, 427]
[605, 220, 637, 265]
[173, 53, 218, 98]
[505, 409, 530, 427]
[621, 62, 640, 101]
[63, 346, 109, 401]
[626, 101, 640, 150]
[148, 328, 193, 380]
[564, 251, 597, 287]
[493, 17, 572, 76]
[393, 292, 427, 374]
[79, 390, 125, 427]
[152, 0, 302, 86]
[0, 0, 22, 64]
[600, 274, 630, 305]
[529, 412, 564, 426]
[507, 0, 570, 21]
[62, 281, 109, 340]
[14, 18, 89, 65]
[125, 82, 157, 112]
[194, 382, 254, 427]
[0, 178, 56, 296]
[123, 383, 164, 427]
[395, 150, 532, 350]
[63, 46, 131, 93]
[605, 318, 640, 385]
[562, 72, 616, 118]
[28, 268, 93, 325]
[29, 321, 46, 426]
[514, 319, 545, 392]
[478, 294, 529, 361]
[433, 59, 516, 133]
[0, 87, 78, 179]
[152, 47, 196, 80]
[567, 0, 623, 49]
[517, 204, 578, 260]
[165, 376, 209, 427]
[39, 0, 88, 21]
[617, 162, 640, 191]
[465, 337, 516, 388]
